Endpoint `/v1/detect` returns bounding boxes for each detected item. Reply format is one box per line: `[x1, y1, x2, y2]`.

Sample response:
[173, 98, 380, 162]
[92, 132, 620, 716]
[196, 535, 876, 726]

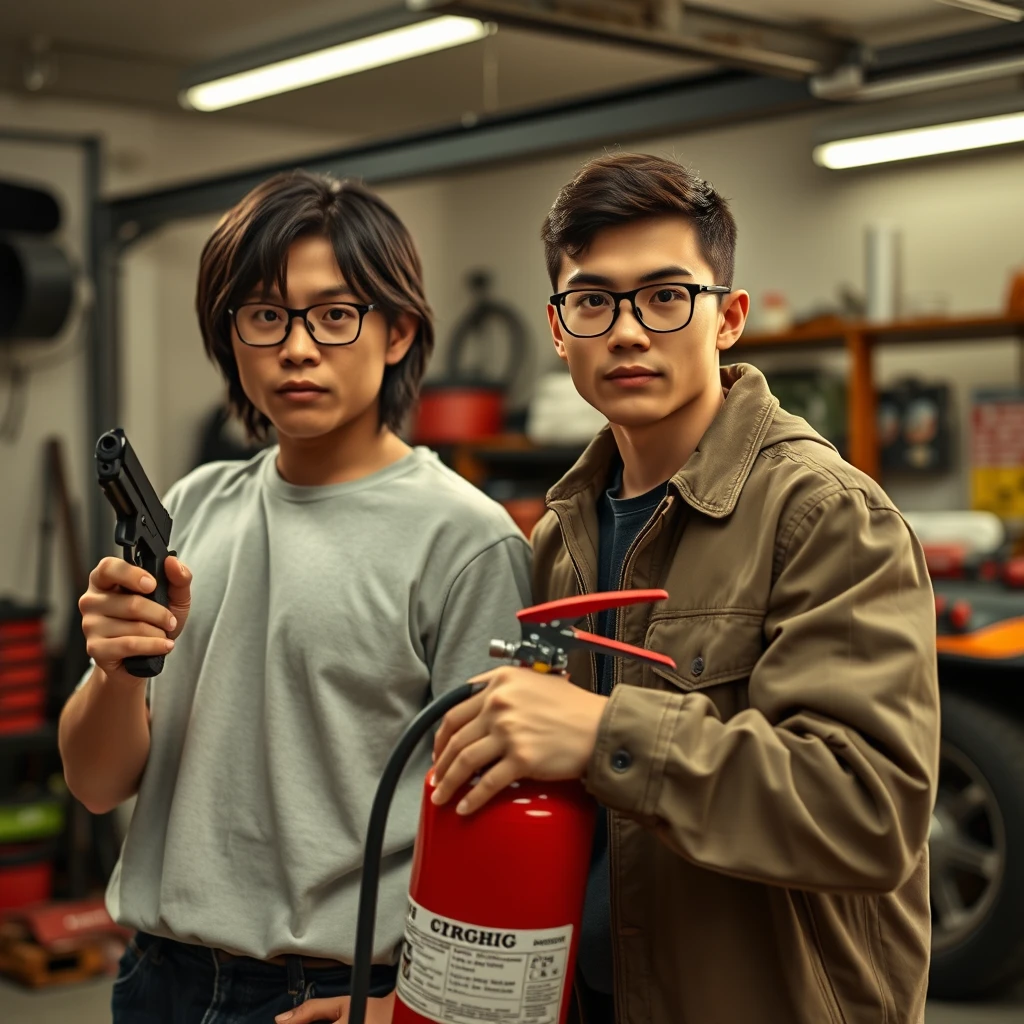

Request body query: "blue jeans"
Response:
[111, 932, 397, 1024]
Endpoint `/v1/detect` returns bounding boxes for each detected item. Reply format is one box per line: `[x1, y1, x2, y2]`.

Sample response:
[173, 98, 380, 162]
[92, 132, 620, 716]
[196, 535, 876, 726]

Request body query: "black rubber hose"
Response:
[348, 681, 484, 1024]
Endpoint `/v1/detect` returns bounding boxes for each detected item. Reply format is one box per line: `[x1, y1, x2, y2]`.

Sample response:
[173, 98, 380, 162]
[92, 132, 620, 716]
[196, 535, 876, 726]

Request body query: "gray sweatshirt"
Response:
[102, 446, 532, 962]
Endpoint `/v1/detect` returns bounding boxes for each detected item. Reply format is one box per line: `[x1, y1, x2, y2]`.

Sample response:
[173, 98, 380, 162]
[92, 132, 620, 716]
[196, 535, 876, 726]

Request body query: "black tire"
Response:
[928, 689, 1024, 999]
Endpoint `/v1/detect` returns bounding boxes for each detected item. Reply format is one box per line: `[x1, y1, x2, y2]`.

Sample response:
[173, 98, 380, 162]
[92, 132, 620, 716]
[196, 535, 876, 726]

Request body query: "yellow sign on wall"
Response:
[971, 392, 1024, 520]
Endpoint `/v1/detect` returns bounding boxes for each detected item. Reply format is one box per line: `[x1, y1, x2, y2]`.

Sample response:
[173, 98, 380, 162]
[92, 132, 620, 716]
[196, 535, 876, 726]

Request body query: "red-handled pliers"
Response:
[489, 590, 677, 674]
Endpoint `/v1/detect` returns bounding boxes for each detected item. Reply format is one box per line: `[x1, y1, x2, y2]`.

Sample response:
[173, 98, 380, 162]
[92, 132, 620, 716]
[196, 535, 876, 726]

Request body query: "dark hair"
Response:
[541, 153, 737, 290]
[196, 170, 433, 438]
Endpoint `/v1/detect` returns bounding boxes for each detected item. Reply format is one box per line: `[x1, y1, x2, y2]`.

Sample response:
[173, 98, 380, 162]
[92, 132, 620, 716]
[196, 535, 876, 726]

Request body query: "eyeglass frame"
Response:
[229, 301, 377, 348]
[549, 282, 732, 338]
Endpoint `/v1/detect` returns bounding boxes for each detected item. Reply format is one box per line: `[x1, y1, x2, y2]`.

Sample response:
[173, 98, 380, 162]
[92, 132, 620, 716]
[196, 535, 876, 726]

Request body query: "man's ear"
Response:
[385, 314, 418, 365]
[547, 304, 569, 365]
[716, 290, 749, 354]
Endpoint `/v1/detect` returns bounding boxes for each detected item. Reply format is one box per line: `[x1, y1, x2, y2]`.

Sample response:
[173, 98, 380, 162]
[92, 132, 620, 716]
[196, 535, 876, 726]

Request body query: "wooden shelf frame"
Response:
[734, 313, 1024, 480]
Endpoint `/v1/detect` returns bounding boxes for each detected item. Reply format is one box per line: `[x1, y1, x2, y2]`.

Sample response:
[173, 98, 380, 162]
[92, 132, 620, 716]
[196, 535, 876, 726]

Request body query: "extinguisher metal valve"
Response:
[491, 588, 678, 674]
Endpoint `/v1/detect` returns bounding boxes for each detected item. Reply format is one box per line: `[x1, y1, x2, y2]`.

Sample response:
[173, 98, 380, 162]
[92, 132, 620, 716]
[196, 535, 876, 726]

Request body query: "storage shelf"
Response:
[740, 313, 1024, 348]
[734, 311, 1024, 479]
[435, 314, 1024, 489]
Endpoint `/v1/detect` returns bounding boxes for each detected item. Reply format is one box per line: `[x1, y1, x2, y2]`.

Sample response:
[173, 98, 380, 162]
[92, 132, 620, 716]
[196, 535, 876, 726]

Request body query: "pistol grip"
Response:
[124, 542, 170, 679]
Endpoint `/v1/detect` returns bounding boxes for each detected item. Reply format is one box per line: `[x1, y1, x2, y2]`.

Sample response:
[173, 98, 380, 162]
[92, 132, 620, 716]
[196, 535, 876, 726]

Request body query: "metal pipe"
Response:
[810, 52, 1024, 102]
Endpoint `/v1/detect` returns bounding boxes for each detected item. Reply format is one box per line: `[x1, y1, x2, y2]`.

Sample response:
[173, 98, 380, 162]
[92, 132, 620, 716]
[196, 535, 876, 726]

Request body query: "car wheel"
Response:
[928, 690, 1024, 999]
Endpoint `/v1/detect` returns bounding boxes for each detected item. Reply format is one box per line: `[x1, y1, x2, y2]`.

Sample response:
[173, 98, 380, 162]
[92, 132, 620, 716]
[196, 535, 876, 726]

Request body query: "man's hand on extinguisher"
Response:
[430, 667, 608, 815]
[274, 990, 395, 1023]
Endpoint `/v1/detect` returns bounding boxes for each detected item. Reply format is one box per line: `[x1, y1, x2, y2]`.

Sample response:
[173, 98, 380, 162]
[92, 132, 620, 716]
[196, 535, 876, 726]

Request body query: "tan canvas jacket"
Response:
[532, 363, 940, 1024]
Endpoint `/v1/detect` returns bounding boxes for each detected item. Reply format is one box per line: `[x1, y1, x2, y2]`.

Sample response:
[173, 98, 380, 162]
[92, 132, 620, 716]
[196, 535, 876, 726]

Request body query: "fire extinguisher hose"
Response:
[348, 680, 484, 1024]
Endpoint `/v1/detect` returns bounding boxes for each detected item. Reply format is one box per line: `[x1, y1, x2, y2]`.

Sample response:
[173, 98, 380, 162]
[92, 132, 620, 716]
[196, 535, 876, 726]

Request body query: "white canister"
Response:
[865, 223, 901, 323]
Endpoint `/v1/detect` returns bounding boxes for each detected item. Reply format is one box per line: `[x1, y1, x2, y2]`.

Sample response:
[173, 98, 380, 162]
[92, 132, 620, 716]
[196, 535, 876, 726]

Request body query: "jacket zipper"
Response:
[609, 495, 673, 1024]
[552, 505, 598, 690]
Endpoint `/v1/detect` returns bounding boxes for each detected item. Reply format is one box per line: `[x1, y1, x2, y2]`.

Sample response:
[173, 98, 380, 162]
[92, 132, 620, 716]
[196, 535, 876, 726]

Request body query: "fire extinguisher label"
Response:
[396, 896, 573, 1024]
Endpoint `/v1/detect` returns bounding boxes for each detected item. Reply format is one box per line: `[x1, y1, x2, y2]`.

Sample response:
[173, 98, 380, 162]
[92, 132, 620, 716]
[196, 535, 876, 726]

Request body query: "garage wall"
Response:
[124, 101, 1024, 517]
[123, 103, 1024, 514]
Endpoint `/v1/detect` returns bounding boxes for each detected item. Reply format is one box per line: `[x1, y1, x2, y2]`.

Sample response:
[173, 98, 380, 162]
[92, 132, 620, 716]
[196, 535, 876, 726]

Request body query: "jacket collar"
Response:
[547, 363, 781, 520]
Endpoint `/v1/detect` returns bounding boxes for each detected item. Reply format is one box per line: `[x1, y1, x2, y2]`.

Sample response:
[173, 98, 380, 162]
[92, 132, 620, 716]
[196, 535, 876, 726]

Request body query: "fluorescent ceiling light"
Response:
[813, 109, 1024, 169]
[182, 15, 487, 112]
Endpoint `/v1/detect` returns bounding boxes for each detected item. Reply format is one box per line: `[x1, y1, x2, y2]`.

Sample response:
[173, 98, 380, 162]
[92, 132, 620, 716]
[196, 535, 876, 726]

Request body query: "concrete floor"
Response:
[1, 976, 1023, 1023]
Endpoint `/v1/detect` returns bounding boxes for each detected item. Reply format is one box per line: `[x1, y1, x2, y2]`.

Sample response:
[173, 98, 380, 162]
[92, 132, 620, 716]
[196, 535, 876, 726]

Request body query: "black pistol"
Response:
[95, 429, 174, 678]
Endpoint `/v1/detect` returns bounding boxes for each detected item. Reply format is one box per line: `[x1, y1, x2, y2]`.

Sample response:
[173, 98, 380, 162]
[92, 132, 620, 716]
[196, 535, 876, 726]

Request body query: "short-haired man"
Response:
[433, 153, 938, 1024]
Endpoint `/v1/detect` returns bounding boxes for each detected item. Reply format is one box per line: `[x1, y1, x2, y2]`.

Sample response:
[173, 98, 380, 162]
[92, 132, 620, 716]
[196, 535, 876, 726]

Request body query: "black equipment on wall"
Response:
[877, 378, 953, 473]
[0, 237, 75, 340]
[0, 180, 75, 341]
[0, 180, 62, 235]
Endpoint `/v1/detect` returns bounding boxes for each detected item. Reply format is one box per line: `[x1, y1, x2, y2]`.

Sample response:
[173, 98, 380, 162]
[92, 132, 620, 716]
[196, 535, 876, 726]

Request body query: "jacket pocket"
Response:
[644, 609, 764, 691]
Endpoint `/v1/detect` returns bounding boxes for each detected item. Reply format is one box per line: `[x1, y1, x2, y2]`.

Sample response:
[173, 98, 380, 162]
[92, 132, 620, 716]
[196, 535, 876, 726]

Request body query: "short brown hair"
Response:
[196, 170, 433, 438]
[541, 153, 737, 290]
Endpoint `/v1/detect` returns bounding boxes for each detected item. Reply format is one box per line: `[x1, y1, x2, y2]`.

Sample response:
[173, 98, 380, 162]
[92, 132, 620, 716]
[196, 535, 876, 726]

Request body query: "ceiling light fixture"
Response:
[181, 15, 488, 112]
[813, 108, 1024, 169]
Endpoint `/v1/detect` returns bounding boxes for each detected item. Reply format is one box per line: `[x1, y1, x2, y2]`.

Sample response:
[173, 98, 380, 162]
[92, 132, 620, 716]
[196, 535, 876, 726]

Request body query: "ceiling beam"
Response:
[106, 70, 816, 238]
[424, 0, 853, 77]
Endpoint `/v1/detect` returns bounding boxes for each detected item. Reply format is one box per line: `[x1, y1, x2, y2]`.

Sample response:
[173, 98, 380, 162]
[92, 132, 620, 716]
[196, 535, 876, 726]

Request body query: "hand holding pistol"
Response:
[94, 429, 175, 678]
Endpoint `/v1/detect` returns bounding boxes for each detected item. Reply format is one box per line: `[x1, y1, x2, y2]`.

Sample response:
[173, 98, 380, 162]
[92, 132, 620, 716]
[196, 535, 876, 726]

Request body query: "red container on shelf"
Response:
[412, 384, 504, 445]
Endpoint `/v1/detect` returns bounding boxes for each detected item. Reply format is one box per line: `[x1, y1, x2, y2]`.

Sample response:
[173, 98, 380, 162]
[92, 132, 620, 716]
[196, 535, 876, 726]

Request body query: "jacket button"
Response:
[691, 656, 705, 677]
[611, 749, 633, 772]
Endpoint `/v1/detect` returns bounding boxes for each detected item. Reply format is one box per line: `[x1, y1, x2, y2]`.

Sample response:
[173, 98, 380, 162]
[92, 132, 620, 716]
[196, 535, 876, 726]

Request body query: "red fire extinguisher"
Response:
[348, 590, 676, 1024]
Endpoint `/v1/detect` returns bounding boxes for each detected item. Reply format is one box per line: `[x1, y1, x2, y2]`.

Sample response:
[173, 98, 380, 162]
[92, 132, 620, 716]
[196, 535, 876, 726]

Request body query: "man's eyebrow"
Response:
[563, 265, 695, 289]
[637, 265, 694, 283]
[564, 271, 614, 288]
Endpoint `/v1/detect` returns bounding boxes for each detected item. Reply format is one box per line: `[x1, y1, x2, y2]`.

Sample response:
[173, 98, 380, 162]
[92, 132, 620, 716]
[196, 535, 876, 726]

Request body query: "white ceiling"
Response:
[0, 0, 1000, 137]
